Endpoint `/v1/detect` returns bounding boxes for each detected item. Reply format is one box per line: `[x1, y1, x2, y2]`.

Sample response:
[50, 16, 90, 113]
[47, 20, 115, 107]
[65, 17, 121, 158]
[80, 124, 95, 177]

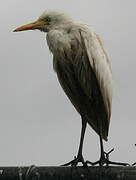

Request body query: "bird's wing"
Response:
[52, 27, 112, 140]
[78, 27, 112, 122]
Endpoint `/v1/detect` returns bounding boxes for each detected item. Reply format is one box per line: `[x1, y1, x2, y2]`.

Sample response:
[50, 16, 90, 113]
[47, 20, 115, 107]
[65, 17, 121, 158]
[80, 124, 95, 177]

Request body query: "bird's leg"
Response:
[86, 135, 129, 166]
[62, 118, 87, 167]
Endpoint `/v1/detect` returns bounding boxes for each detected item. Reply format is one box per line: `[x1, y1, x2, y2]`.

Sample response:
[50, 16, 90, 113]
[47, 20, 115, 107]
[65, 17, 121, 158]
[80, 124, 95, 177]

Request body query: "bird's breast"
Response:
[46, 30, 71, 54]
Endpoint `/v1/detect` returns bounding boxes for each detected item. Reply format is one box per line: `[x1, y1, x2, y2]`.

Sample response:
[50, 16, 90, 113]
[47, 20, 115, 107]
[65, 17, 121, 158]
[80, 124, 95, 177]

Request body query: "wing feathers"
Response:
[52, 25, 112, 140]
[80, 29, 112, 121]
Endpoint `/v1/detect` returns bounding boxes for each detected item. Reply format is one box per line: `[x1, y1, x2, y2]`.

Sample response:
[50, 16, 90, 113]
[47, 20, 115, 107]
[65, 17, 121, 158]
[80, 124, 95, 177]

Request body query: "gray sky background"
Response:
[0, 0, 136, 166]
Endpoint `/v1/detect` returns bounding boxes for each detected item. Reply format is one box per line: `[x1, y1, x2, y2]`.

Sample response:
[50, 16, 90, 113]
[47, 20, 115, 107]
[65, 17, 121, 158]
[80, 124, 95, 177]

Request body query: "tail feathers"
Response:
[84, 116, 109, 142]
[103, 135, 108, 142]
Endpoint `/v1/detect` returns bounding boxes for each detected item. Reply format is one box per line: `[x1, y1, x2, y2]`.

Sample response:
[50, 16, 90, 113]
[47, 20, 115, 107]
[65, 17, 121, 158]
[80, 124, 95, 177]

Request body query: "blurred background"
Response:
[0, 0, 135, 166]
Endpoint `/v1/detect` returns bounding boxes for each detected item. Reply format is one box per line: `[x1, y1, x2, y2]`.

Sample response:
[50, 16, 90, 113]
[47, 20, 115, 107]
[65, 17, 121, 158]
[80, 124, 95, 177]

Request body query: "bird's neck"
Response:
[46, 23, 74, 54]
[48, 21, 74, 32]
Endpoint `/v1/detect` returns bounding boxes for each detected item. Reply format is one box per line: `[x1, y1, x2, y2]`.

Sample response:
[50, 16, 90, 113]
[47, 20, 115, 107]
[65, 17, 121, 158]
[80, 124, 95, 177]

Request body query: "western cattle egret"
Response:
[14, 10, 128, 166]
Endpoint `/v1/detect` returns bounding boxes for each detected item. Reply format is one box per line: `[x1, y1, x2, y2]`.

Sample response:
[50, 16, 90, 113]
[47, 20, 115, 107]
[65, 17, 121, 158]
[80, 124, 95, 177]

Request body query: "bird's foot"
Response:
[61, 154, 87, 167]
[86, 148, 129, 166]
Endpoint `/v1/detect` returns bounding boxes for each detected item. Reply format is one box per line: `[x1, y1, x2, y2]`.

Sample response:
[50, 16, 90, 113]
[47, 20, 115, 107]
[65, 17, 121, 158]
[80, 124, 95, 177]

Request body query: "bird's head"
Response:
[13, 10, 73, 33]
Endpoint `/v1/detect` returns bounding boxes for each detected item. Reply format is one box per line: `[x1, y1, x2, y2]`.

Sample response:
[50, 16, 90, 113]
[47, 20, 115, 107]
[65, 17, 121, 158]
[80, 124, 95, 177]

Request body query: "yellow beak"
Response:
[13, 20, 46, 32]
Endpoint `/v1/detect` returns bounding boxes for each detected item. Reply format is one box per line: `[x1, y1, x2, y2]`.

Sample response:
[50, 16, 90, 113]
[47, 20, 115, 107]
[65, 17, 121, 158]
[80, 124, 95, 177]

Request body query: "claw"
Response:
[61, 155, 87, 167]
[86, 158, 129, 167]
[85, 148, 129, 167]
[104, 148, 114, 160]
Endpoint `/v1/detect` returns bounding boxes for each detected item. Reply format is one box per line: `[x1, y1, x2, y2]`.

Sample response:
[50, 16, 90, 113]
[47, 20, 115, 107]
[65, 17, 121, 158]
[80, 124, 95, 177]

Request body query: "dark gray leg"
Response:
[86, 135, 129, 166]
[62, 117, 87, 166]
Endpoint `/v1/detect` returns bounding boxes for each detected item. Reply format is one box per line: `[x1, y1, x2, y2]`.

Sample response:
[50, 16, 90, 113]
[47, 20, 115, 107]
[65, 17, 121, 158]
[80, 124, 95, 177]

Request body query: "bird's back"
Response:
[46, 24, 112, 141]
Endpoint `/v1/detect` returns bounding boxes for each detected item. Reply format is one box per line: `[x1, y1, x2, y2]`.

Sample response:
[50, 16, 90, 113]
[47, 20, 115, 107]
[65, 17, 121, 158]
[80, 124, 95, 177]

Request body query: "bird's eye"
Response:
[46, 17, 51, 23]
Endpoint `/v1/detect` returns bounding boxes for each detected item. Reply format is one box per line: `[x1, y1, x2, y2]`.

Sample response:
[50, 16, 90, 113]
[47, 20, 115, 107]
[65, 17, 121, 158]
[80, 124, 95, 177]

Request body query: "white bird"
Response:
[13, 10, 127, 166]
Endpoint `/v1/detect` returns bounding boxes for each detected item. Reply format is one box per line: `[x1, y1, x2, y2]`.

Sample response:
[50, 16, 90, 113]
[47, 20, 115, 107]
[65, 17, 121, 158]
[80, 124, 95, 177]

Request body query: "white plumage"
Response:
[46, 21, 112, 140]
[14, 10, 115, 166]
